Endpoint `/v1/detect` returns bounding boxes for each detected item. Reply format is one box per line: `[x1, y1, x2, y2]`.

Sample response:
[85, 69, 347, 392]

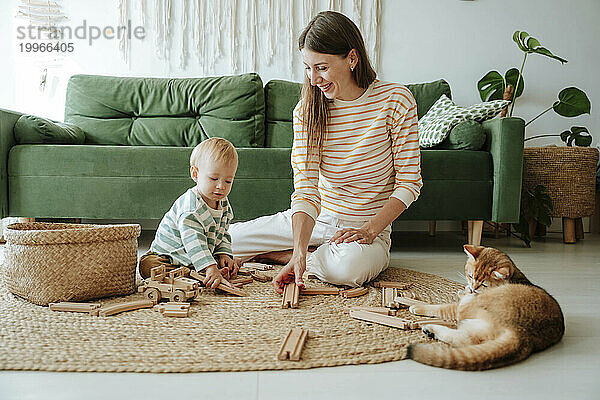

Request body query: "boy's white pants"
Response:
[229, 209, 391, 287]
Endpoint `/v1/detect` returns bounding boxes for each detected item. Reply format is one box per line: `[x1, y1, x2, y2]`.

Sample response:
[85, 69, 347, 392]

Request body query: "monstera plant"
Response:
[478, 31, 591, 126]
[478, 31, 592, 246]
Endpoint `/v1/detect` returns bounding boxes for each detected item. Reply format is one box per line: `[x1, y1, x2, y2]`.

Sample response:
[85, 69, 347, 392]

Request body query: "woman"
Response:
[230, 11, 422, 293]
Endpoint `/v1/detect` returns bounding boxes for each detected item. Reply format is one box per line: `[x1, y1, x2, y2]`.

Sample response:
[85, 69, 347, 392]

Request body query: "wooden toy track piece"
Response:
[277, 328, 308, 361]
[415, 319, 457, 328]
[250, 271, 272, 283]
[230, 277, 253, 286]
[382, 287, 400, 308]
[349, 306, 398, 316]
[340, 287, 368, 298]
[189, 270, 247, 297]
[236, 267, 253, 276]
[394, 296, 429, 308]
[49, 302, 101, 315]
[282, 282, 300, 308]
[373, 281, 412, 290]
[98, 300, 155, 317]
[153, 302, 191, 318]
[242, 262, 274, 271]
[300, 287, 340, 295]
[349, 310, 421, 330]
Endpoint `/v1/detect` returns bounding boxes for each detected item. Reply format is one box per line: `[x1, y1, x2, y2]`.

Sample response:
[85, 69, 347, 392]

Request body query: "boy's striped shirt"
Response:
[291, 80, 422, 221]
[150, 188, 234, 271]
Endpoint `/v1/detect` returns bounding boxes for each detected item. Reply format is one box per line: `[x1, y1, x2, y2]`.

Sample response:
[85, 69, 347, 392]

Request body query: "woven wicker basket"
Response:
[523, 146, 599, 218]
[3, 222, 141, 306]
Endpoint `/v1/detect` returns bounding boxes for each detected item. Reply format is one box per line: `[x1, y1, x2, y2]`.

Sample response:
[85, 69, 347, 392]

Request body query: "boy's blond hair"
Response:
[190, 137, 238, 167]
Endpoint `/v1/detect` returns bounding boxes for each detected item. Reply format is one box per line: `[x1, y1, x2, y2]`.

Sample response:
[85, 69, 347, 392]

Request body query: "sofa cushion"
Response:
[14, 115, 85, 144]
[264, 80, 302, 148]
[419, 95, 510, 148]
[8, 145, 292, 221]
[435, 120, 486, 150]
[64, 73, 265, 148]
[405, 79, 452, 119]
[262, 78, 452, 148]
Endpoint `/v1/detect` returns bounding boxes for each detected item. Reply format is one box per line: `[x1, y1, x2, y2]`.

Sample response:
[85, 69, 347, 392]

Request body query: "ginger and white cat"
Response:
[407, 244, 564, 370]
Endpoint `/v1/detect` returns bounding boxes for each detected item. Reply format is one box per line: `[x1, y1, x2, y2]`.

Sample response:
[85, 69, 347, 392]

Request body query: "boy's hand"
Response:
[216, 255, 239, 279]
[203, 265, 231, 289]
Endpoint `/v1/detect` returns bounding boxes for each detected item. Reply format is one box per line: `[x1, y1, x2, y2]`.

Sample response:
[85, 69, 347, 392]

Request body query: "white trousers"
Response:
[229, 209, 391, 287]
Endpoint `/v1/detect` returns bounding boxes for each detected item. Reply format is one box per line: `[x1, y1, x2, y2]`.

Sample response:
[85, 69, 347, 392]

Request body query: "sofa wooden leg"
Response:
[428, 221, 436, 237]
[467, 221, 473, 244]
[575, 217, 584, 240]
[468, 220, 483, 246]
[562, 217, 576, 244]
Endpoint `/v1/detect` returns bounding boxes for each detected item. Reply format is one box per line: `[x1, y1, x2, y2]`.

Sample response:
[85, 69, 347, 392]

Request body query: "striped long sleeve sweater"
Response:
[291, 80, 422, 221]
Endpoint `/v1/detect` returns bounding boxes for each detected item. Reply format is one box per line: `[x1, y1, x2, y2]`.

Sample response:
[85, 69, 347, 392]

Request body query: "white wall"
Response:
[1, 0, 598, 232]
[2, 0, 598, 145]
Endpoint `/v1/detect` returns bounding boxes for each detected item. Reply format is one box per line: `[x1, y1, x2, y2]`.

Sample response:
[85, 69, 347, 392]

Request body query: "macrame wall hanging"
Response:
[15, 0, 69, 92]
[117, 0, 382, 80]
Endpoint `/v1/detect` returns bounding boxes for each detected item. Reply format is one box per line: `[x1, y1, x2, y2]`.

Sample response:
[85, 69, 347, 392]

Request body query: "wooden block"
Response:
[230, 277, 253, 286]
[98, 300, 155, 317]
[216, 284, 248, 297]
[250, 271, 272, 282]
[394, 296, 429, 308]
[236, 267, 253, 276]
[382, 287, 399, 308]
[153, 302, 191, 318]
[349, 306, 397, 316]
[373, 281, 412, 290]
[282, 282, 300, 308]
[349, 310, 419, 330]
[277, 328, 308, 361]
[189, 270, 247, 297]
[242, 262, 274, 271]
[49, 302, 101, 315]
[300, 287, 340, 295]
[415, 318, 456, 328]
[341, 287, 368, 298]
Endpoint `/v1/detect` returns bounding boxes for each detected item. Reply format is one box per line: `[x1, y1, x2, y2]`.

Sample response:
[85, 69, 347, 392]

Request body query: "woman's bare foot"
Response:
[254, 250, 294, 265]
[252, 246, 318, 265]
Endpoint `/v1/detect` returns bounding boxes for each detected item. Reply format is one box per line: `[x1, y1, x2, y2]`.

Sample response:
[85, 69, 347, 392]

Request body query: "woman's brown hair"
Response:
[298, 11, 376, 162]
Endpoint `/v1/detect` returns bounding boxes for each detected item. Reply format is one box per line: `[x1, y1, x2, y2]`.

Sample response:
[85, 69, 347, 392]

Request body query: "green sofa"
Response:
[0, 73, 525, 226]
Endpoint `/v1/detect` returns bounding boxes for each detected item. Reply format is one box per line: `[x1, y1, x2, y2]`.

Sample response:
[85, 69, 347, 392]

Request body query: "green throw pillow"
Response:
[14, 115, 85, 144]
[418, 95, 510, 148]
[435, 120, 486, 150]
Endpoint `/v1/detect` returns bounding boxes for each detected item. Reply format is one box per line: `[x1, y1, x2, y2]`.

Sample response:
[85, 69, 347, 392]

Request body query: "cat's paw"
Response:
[422, 326, 436, 340]
[409, 305, 427, 315]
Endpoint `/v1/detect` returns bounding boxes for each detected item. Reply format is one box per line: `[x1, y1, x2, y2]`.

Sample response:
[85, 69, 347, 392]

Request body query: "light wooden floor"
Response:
[1, 230, 598, 400]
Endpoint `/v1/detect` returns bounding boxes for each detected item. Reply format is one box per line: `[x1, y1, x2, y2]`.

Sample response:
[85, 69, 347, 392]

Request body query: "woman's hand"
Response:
[329, 224, 377, 245]
[273, 253, 307, 294]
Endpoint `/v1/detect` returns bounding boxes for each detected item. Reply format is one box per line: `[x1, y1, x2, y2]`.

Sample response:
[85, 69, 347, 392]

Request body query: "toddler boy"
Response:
[139, 137, 239, 288]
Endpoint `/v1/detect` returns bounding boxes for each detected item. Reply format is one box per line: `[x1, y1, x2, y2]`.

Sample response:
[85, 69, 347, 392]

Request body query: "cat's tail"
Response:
[407, 328, 531, 371]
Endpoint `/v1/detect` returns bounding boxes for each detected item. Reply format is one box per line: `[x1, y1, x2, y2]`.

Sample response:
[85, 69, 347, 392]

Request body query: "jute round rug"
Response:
[0, 266, 461, 373]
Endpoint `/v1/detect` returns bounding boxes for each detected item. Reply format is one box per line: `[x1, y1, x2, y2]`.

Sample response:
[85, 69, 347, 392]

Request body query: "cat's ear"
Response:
[493, 264, 511, 280]
[463, 244, 483, 261]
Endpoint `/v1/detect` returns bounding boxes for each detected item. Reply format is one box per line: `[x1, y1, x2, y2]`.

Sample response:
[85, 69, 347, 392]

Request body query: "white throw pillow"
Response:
[418, 95, 510, 148]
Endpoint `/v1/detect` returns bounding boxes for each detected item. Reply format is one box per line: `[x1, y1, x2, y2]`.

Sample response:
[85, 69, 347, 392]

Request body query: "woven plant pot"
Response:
[3, 222, 141, 306]
[523, 146, 599, 218]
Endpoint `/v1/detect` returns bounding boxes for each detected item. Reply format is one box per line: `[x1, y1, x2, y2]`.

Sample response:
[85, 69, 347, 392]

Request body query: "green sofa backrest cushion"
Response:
[263, 78, 451, 148]
[64, 73, 265, 147]
[14, 114, 85, 144]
